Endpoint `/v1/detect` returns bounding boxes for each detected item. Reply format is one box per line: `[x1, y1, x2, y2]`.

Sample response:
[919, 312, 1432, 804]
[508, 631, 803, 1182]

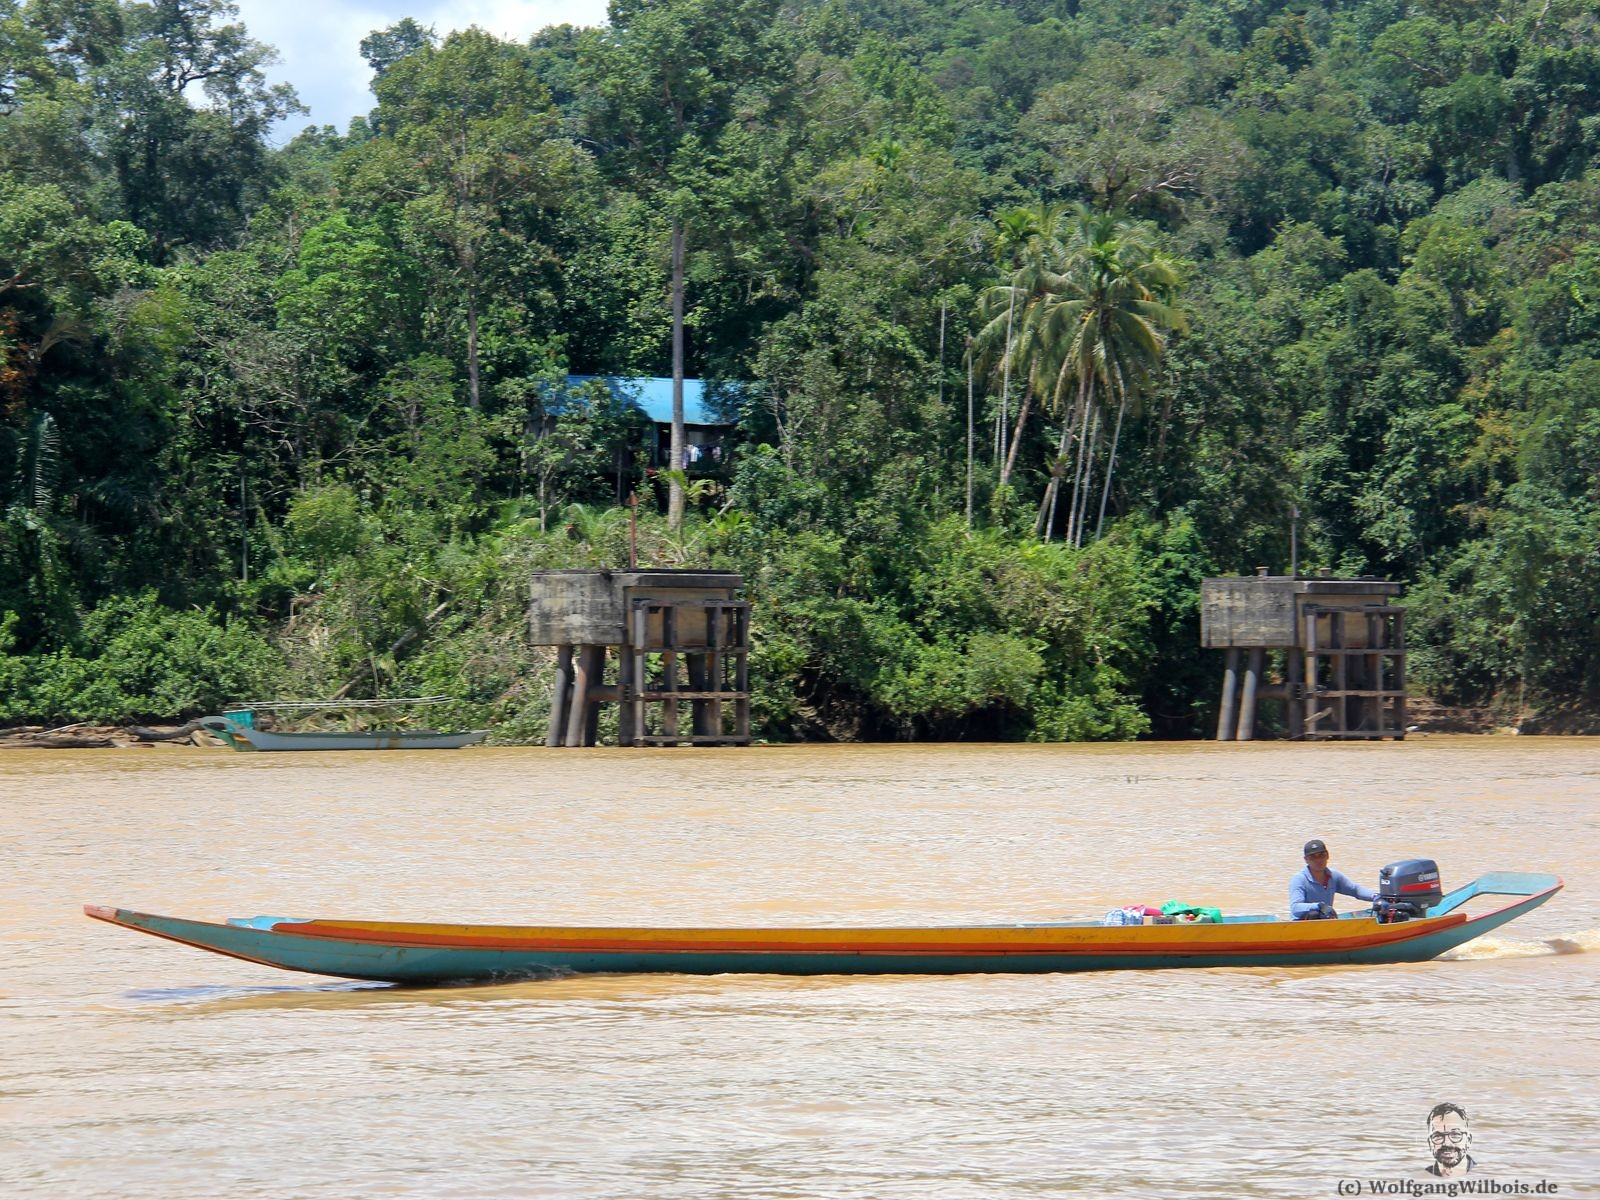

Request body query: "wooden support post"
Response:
[1394, 610, 1407, 740]
[547, 644, 573, 748]
[1287, 645, 1304, 740]
[566, 644, 594, 747]
[583, 646, 603, 746]
[662, 607, 679, 743]
[1217, 647, 1240, 741]
[708, 604, 724, 739]
[617, 644, 634, 746]
[1238, 647, 1264, 741]
[686, 605, 711, 737]
[1304, 609, 1322, 739]
[1304, 610, 1315, 682]
[734, 605, 750, 741]
[687, 652, 710, 735]
[1333, 612, 1348, 736]
[1364, 611, 1380, 734]
[632, 604, 649, 746]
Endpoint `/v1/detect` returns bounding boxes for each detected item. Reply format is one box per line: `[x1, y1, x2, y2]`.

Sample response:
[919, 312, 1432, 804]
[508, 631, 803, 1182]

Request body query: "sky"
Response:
[231, 0, 612, 141]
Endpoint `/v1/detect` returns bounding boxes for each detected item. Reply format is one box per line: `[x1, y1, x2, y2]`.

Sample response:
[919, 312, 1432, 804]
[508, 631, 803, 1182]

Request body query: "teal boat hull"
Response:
[85, 873, 1562, 985]
[198, 716, 486, 752]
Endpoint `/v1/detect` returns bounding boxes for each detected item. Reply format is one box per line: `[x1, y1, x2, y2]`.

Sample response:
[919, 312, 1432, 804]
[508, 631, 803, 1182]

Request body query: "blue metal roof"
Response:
[564, 376, 734, 427]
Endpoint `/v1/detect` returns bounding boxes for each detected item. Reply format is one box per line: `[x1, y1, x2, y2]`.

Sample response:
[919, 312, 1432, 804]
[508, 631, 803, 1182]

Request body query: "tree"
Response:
[580, 0, 789, 531]
[973, 209, 1062, 534]
[1015, 208, 1185, 545]
[97, 0, 303, 261]
[974, 203, 1061, 494]
[363, 27, 589, 411]
[1023, 46, 1244, 218]
[359, 18, 435, 84]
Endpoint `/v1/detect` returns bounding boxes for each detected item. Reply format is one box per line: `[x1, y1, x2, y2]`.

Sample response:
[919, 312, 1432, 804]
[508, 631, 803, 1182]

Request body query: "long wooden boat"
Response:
[198, 716, 487, 752]
[85, 873, 1560, 985]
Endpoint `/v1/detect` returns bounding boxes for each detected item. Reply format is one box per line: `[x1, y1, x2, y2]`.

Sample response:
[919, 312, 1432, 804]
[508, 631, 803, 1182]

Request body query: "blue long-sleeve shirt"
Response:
[1290, 866, 1376, 919]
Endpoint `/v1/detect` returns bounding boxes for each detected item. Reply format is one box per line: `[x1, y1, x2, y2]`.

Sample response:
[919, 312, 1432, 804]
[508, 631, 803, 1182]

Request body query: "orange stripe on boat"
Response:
[278, 914, 1467, 957]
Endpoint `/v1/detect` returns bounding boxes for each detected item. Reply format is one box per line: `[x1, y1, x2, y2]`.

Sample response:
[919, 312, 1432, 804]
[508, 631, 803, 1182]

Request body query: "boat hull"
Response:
[84, 874, 1561, 985]
[198, 717, 486, 752]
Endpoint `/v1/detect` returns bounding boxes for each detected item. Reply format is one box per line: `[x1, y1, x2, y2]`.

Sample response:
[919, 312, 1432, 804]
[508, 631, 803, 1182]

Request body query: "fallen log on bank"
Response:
[127, 719, 205, 743]
[0, 728, 117, 748]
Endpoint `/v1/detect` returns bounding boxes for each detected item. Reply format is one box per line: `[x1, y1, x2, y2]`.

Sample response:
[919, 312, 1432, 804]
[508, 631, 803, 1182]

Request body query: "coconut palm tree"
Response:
[973, 203, 1066, 493]
[1027, 208, 1185, 545]
[988, 207, 1038, 464]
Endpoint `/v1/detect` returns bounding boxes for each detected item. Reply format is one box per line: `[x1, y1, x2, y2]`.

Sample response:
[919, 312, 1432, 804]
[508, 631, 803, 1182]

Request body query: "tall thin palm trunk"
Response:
[1073, 407, 1100, 549]
[1037, 418, 1072, 540]
[1095, 390, 1129, 540]
[1038, 371, 1088, 540]
[996, 289, 1016, 462]
[668, 217, 686, 532]
[999, 383, 1031, 492]
[965, 343, 974, 530]
[1064, 374, 1097, 547]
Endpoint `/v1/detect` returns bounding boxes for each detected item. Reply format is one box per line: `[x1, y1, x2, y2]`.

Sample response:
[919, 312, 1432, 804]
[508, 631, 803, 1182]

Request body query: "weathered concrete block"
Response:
[1201, 576, 1403, 648]
[529, 569, 744, 646]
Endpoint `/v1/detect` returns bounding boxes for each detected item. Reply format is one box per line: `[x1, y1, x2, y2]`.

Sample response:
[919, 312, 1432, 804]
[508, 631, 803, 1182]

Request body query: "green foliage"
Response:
[92, 0, 303, 261]
[285, 483, 367, 571]
[360, 18, 435, 81]
[0, 592, 284, 722]
[275, 213, 417, 367]
[5, 0, 1600, 733]
[723, 515, 1167, 740]
[346, 28, 590, 411]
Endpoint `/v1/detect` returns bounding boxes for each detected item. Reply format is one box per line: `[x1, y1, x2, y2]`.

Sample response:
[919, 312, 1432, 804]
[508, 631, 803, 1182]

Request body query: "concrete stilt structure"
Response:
[1238, 648, 1264, 741]
[530, 570, 750, 747]
[546, 645, 573, 748]
[1202, 569, 1406, 741]
[1216, 648, 1240, 741]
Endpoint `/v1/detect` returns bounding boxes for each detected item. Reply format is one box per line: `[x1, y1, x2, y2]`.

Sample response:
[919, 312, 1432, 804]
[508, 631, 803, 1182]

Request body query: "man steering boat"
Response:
[1290, 838, 1377, 919]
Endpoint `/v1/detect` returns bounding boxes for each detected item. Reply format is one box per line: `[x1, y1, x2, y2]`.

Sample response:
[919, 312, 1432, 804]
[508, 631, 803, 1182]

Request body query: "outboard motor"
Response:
[1373, 859, 1443, 923]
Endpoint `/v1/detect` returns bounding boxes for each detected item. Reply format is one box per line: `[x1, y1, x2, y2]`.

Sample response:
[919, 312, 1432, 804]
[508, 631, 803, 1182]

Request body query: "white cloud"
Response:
[231, 0, 610, 140]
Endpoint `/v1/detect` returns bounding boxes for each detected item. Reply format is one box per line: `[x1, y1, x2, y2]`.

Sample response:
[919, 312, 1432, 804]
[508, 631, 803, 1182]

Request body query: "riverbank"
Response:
[5, 709, 1599, 748]
[0, 723, 204, 749]
[1408, 697, 1600, 736]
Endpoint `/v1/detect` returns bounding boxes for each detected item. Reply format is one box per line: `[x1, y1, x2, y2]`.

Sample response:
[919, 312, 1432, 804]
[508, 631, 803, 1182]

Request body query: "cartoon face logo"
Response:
[1426, 1103, 1473, 1176]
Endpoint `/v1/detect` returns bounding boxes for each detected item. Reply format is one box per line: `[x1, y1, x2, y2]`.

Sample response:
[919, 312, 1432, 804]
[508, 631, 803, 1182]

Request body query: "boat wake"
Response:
[1442, 928, 1600, 961]
[121, 980, 391, 1003]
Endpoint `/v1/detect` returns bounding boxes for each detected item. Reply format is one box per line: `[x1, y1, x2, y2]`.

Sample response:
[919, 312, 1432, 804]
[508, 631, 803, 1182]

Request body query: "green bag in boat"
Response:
[1160, 900, 1223, 924]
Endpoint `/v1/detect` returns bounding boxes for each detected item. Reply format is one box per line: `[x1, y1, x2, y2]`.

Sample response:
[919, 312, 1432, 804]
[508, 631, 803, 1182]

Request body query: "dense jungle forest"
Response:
[2, 0, 1598, 740]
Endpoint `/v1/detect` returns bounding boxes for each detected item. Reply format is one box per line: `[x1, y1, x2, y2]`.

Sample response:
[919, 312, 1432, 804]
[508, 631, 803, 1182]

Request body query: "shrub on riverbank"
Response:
[0, 595, 283, 724]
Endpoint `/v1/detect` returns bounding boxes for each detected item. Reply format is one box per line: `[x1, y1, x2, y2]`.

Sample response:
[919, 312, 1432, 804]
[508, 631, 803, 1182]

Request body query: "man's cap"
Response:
[1304, 839, 1328, 856]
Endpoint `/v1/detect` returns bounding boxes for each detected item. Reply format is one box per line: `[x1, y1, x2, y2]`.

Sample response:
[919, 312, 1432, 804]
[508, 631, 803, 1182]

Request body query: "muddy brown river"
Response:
[2, 739, 1597, 1196]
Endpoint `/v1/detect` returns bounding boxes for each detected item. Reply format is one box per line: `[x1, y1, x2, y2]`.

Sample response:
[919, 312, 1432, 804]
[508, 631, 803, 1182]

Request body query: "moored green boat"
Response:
[198, 716, 486, 751]
[198, 697, 486, 752]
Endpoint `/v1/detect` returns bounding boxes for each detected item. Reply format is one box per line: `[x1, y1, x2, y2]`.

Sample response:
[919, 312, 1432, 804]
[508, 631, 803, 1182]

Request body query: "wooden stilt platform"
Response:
[532, 570, 750, 747]
[1203, 570, 1407, 741]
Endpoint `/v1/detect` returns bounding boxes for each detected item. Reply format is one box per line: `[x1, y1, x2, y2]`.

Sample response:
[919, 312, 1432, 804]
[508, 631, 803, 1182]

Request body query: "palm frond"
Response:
[14, 412, 61, 516]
